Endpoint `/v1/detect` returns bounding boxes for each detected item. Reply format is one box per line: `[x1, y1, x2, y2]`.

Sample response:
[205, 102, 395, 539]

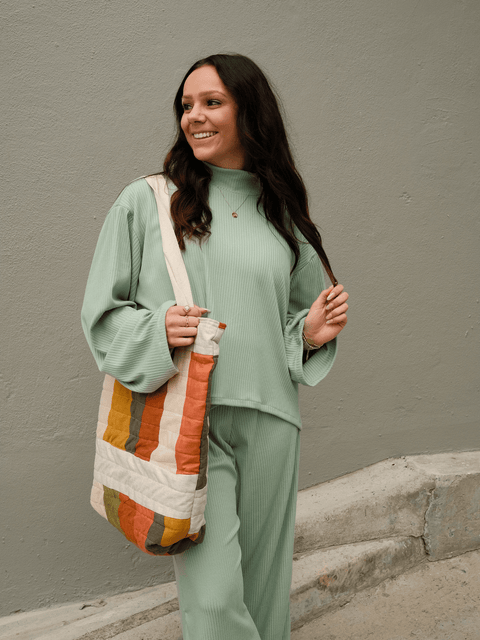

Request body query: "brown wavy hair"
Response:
[161, 53, 337, 284]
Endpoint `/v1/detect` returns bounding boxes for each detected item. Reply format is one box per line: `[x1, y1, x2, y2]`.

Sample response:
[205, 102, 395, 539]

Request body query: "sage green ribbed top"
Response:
[81, 162, 337, 429]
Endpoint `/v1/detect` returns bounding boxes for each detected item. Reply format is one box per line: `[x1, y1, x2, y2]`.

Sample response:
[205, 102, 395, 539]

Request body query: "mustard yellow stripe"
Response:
[103, 379, 133, 450]
[162, 516, 191, 546]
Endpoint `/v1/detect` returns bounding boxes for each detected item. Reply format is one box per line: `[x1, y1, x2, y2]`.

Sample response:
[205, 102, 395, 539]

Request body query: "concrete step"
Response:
[290, 535, 426, 629]
[292, 548, 480, 640]
[0, 584, 179, 640]
[2, 451, 479, 639]
[294, 451, 480, 560]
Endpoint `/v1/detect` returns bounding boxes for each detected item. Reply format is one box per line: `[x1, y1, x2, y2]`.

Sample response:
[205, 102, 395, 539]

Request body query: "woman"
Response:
[82, 53, 348, 640]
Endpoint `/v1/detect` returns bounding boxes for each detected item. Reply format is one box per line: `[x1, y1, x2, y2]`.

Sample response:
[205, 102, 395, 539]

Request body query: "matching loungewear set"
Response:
[81, 162, 337, 640]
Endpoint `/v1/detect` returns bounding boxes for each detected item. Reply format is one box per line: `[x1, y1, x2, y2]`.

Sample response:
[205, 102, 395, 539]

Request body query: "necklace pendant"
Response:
[232, 212, 238, 218]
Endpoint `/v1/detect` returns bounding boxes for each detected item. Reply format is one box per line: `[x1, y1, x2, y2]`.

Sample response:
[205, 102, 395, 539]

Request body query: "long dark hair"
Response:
[161, 53, 337, 284]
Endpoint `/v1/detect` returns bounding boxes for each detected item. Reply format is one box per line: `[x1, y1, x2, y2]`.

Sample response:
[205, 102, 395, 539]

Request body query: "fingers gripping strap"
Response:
[144, 176, 193, 308]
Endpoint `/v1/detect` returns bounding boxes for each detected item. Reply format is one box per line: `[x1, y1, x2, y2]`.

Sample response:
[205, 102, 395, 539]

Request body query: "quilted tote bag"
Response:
[90, 174, 226, 555]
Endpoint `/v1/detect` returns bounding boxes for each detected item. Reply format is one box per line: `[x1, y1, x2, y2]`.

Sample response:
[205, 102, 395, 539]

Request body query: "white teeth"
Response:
[193, 132, 218, 139]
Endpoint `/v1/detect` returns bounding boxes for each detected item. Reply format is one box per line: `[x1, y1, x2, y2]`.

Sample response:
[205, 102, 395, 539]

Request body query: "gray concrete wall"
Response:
[2, 0, 479, 617]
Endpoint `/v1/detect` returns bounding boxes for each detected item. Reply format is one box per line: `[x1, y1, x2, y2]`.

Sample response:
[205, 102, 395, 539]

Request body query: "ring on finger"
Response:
[183, 305, 191, 314]
[185, 316, 189, 327]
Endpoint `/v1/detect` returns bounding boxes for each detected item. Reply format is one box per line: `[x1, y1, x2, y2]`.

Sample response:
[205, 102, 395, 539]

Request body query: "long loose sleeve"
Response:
[284, 251, 337, 385]
[81, 199, 178, 393]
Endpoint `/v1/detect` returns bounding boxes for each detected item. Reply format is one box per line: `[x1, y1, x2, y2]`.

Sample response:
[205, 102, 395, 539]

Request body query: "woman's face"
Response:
[181, 65, 246, 170]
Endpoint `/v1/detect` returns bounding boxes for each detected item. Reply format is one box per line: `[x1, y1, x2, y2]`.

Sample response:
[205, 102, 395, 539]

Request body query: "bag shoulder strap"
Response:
[144, 175, 193, 308]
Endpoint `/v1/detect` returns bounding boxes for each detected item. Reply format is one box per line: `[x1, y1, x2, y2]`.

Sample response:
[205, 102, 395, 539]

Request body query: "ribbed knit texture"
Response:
[173, 405, 300, 640]
[81, 162, 337, 429]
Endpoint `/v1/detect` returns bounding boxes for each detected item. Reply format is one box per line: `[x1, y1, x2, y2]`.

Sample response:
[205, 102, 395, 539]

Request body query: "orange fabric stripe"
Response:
[175, 352, 215, 474]
[117, 493, 155, 554]
[132, 501, 156, 554]
[117, 493, 138, 546]
[103, 380, 132, 450]
[135, 384, 168, 461]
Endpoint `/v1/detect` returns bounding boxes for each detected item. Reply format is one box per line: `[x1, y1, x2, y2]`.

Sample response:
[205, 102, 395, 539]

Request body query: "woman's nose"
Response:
[187, 105, 206, 123]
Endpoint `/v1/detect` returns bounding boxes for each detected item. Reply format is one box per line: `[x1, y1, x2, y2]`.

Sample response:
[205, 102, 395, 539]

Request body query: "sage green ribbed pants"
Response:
[172, 405, 301, 640]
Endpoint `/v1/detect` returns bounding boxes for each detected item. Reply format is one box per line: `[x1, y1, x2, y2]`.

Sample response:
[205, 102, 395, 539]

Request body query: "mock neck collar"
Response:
[204, 162, 260, 195]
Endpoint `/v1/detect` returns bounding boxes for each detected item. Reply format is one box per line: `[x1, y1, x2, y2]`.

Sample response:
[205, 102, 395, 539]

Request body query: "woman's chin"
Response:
[189, 147, 213, 164]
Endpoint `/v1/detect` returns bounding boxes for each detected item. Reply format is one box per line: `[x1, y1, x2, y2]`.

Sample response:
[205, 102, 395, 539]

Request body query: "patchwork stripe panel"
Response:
[94, 438, 208, 519]
[91, 319, 225, 555]
[91, 480, 204, 555]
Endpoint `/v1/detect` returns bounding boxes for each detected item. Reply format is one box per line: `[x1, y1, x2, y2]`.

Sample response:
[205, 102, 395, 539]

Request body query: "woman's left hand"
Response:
[303, 283, 349, 346]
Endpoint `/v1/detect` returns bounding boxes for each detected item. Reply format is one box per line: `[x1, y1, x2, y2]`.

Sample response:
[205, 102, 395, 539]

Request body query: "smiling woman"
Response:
[81, 52, 348, 640]
[180, 66, 246, 170]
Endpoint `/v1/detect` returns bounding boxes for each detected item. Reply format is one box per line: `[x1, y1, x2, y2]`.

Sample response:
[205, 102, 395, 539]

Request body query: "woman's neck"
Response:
[204, 162, 260, 195]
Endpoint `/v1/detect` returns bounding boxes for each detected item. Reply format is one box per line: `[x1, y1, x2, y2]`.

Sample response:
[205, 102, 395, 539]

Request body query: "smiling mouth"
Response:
[193, 132, 218, 139]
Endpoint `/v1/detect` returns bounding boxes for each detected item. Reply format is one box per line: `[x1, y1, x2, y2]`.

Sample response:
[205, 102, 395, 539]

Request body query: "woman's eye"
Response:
[182, 99, 220, 111]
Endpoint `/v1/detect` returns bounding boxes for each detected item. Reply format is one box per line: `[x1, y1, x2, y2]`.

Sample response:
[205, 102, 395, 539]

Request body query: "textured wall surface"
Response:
[2, 0, 479, 617]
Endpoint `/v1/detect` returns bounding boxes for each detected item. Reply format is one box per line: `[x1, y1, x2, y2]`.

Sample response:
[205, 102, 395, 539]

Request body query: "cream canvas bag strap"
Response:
[144, 175, 194, 309]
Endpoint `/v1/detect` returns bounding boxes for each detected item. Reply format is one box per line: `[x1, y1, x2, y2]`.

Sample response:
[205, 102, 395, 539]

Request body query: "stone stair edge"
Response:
[290, 534, 427, 629]
[294, 450, 480, 553]
[0, 584, 178, 640]
[293, 532, 425, 560]
[297, 451, 480, 501]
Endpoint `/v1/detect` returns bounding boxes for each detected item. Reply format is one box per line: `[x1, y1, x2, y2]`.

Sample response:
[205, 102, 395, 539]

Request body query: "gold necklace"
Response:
[214, 186, 250, 218]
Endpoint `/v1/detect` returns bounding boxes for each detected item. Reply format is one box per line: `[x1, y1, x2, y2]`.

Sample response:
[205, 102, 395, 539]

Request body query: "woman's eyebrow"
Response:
[182, 90, 227, 100]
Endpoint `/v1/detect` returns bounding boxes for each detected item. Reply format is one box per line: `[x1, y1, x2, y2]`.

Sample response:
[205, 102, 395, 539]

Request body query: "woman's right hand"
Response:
[165, 304, 210, 348]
